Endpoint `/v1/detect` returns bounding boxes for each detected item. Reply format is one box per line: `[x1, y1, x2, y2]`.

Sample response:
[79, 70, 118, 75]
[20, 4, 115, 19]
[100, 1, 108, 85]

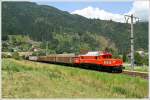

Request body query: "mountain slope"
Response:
[2, 2, 148, 53]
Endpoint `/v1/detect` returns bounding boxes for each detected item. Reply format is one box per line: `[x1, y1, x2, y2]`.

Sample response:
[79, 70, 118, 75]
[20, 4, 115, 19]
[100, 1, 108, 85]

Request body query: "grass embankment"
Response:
[2, 58, 148, 98]
[124, 65, 148, 72]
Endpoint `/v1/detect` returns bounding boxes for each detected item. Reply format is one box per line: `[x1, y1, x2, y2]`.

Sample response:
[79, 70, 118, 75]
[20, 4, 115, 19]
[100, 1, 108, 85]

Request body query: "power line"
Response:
[124, 14, 139, 71]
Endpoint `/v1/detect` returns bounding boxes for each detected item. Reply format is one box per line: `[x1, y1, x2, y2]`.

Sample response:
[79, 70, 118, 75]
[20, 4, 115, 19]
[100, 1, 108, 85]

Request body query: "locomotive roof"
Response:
[80, 51, 112, 56]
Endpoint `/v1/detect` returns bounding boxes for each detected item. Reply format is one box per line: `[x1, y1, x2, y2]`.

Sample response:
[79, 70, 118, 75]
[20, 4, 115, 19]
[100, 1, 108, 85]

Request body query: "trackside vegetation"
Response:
[125, 66, 148, 72]
[2, 58, 148, 98]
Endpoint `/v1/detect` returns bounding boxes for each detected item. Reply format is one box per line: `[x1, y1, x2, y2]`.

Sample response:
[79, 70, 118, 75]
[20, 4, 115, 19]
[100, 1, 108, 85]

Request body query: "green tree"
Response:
[134, 52, 143, 66]
[123, 53, 127, 62]
[143, 55, 148, 65]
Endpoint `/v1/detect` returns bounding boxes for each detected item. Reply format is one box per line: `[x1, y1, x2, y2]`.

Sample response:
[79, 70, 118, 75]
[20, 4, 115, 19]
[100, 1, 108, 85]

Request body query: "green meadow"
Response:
[2, 58, 148, 98]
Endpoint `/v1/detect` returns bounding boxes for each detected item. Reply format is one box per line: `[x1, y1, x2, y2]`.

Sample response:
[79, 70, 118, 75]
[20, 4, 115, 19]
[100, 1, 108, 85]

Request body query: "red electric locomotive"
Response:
[74, 51, 123, 72]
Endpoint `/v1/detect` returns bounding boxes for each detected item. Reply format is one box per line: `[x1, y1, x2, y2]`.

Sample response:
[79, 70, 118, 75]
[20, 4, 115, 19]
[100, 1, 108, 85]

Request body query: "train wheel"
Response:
[108, 68, 113, 73]
[118, 69, 122, 73]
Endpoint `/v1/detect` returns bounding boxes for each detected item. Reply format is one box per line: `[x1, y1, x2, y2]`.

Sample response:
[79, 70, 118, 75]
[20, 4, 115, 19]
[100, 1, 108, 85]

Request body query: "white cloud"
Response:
[71, 6, 125, 22]
[127, 0, 149, 21]
[71, 1, 149, 23]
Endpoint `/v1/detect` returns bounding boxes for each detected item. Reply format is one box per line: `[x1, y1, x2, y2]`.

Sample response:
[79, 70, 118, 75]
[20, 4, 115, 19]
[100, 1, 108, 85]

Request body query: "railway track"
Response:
[122, 70, 149, 80]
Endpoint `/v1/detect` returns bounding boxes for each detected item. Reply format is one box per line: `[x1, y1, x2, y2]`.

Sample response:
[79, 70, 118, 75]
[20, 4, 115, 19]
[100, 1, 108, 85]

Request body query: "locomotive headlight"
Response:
[113, 61, 116, 63]
[109, 61, 111, 64]
[104, 61, 111, 64]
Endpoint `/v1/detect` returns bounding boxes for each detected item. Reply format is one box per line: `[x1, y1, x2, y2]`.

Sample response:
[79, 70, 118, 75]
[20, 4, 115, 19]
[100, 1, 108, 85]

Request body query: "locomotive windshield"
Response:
[102, 55, 112, 58]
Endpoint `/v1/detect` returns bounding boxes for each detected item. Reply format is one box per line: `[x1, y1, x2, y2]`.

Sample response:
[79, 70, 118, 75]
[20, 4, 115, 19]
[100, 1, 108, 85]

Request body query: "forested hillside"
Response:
[2, 2, 148, 54]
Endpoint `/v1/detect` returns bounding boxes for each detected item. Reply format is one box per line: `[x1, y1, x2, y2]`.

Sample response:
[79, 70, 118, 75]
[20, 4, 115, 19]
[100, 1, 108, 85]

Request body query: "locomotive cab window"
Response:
[95, 56, 98, 59]
[102, 55, 112, 58]
[81, 57, 84, 59]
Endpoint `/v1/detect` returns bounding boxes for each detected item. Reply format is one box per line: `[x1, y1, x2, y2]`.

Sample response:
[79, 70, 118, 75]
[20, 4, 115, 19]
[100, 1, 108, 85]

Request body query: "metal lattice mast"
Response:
[130, 14, 134, 71]
[124, 14, 139, 71]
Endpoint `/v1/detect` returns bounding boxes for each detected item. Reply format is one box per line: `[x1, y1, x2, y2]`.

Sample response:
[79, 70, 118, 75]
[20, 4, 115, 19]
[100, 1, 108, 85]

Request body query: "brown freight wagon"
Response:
[55, 54, 75, 64]
[37, 54, 56, 62]
[37, 54, 76, 64]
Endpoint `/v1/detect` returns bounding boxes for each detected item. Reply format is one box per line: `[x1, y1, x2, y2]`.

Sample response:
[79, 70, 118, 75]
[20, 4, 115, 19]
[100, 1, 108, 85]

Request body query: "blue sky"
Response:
[35, 1, 133, 14]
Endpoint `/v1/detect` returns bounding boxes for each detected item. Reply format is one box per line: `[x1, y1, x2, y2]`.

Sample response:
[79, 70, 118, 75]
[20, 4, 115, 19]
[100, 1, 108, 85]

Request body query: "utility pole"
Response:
[45, 14, 49, 56]
[46, 41, 48, 56]
[124, 14, 139, 71]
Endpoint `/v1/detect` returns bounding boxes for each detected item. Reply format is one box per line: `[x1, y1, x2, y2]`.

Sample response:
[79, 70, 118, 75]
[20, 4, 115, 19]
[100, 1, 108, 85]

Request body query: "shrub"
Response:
[12, 52, 22, 60]
[32, 51, 45, 56]
[134, 52, 144, 66]
[2, 53, 12, 58]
